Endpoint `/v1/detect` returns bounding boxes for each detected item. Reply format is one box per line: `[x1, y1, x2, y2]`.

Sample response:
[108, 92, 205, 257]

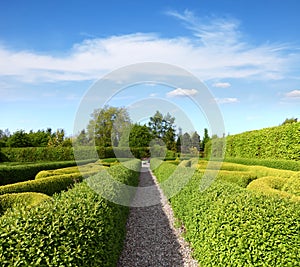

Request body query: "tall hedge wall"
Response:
[206, 122, 300, 161]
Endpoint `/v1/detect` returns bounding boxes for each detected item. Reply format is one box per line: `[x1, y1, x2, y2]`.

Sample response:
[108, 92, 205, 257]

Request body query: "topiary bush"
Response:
[0, 159, 95, 186]
[282, 172, 300, 197]
[0, 160, 140, 266]
[154, 162, 300, 266]
[224, 157, 300, 171]
[0, 173, 84, 196]
[0, 192, 51, 216]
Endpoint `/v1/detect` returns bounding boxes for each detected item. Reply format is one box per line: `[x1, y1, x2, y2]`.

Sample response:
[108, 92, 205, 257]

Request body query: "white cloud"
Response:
[0, 11, 298, 84]
[212, 82, 231, 88]
[215, 97, 239, 104]
[166, 88, 198, 97]
[285, 89, 300, 98]
[149, 93, 158, 97]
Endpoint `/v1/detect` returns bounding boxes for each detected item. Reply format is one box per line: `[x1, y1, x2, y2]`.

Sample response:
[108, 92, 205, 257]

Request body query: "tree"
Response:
[87, 106, 131, 147]
[176, 127, 182, 152]
[27, 129, 51, 147]
[7, 130, 30, 147]
[181, 132, 192, 153]
[191, 131, 201, 151]
[48, 129, 66, 147]
[129, 124, 152, 148]
[0, 129, 10, 147]
[75, 129, 89, 146]
[148, 111, 164, 138]
[201, 128, 210, 151]
[148, 111, 176, 150]
[281, 117, 298, 125]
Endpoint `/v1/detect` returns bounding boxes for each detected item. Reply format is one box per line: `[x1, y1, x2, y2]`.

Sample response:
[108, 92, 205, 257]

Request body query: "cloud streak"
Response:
[0, 11, 298, 84]
[285, 89, 300, 98]
[166, 88, 198, 97]
[212, 82, 231, 88]
[215, 97, 239, 104]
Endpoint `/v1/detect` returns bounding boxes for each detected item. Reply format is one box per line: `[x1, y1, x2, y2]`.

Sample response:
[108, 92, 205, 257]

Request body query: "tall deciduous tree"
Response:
[87, 106, 131, 147]
[148, 111, 176, 151]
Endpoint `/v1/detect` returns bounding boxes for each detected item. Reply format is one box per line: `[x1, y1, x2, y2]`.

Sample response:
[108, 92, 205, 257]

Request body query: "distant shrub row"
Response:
[0, 159, 94, 186]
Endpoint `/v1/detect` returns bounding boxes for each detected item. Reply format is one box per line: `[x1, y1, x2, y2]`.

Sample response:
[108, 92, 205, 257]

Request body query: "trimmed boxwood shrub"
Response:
[0, 173, 83, 196]
[0, 160, 140, 266]
[0, 192, 50, 216]
[282, 172, 300, 196]
[35, 161, 106, 180]
[224, 157, 300, 171]
[0, 159, 95, 186]
[154, 162, 300, 266]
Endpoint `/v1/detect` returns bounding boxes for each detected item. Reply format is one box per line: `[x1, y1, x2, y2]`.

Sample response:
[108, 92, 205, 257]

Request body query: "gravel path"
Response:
[117, 164, 198, 267]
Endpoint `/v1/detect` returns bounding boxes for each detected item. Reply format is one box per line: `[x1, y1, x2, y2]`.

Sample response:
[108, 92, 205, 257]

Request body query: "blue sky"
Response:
[1, 0, 300, 137]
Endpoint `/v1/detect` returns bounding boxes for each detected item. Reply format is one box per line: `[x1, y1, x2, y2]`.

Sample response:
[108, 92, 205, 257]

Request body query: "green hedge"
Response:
[224, 157, 300, 171]
[283, 172, 300, 196]
[154, 162, 300, 266]
[35, 161, 106, 180]
[1, 146, 177, 163]
[0, 173, 83, 196]
[1, 146, 99, 162]
[226, 122, 300, 160]
[0, 159, 95, 186]
[0, 192, 50, 216]
[0, 161, 140, 266]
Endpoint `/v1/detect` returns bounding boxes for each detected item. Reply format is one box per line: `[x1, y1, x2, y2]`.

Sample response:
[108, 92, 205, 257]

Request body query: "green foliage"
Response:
[247, 176, 295, 199]
[7, 130, 31, 147]
[281, 117, 298, 125]
[148, 111, 176, 150]
[154, 162, 300, 266]
[0, 173, 83, 196]
[47, 129, 71, 147]
[0, 161, 139, 266]
[281, 172, 300, 197]
[119, 124, 152, 148]
[87, 105, 131, 147]
[0, 192, 50, 216]
[201, 128, 210, 151]
[35, 161, 106, 180]
[0, 184, 131, 266]
[0, 159, 95, 186]
[1, 128, 70, 148]
[225, 122, 300, 161]
[216, 170, 257, 188]
[224, 157, 300, 171]
[204, 137, 226, 158]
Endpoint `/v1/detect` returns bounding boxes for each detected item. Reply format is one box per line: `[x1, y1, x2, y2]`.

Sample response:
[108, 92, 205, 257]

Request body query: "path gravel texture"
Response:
[117, 164, 198, 267]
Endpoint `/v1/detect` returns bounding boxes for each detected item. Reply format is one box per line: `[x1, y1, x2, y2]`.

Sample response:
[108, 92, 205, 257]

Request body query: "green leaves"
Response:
[224, 122, 300, 161]
[155, 161, 300, 266]
[0, 161, 140, 266]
